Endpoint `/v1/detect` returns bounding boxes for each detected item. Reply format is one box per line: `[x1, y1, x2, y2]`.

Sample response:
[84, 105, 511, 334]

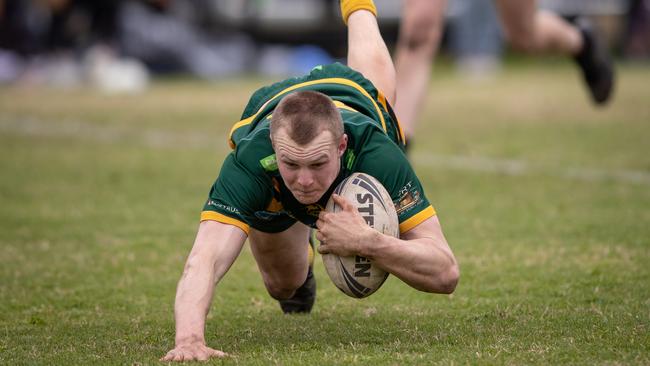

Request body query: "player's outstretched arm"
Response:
[161, 220, 247, 362]
[316, 194, 459, 294]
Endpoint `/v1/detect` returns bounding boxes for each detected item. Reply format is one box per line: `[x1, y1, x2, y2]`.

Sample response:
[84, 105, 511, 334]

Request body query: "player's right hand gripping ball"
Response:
[322, 172, 399, 298]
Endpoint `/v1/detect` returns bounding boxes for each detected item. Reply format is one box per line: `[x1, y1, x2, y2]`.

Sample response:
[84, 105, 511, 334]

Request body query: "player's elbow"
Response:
[440, 262, 460, 294]
[426, 262, 459, 294]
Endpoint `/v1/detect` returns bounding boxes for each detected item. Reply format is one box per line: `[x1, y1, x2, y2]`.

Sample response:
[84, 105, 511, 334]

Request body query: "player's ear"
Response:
[338, 134, 348, 157]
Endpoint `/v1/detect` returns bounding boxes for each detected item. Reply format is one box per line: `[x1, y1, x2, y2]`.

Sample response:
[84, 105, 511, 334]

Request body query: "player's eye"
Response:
[311, 162, 325, 168]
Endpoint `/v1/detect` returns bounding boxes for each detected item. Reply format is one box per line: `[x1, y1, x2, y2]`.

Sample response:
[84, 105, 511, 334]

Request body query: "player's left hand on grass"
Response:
[316, 194, 374, 257]
[160, 342, 228, 362]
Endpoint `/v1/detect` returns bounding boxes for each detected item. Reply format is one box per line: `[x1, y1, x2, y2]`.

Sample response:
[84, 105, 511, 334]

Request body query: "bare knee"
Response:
[502, 23, 539, 53]
[505, 32, 537, 53]
[400, 0, 445, 55]
[248, 223, 311, 300]
[402, 18, 443, 54]
[264, 275, 304, 300]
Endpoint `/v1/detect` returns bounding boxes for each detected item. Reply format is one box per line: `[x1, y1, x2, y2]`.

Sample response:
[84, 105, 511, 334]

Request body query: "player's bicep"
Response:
[401, 215, 443, 242]
[401, 216, 454, 261]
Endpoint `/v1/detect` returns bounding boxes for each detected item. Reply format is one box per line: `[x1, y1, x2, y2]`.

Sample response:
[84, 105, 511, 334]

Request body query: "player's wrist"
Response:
[175, 333, 205, 347]
[355, 226, 381, 259]
[340, 0, 377, 25]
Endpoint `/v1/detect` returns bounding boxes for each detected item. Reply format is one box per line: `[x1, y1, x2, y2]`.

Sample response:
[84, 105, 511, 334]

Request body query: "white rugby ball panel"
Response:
[322, 253, 389, 298]
[322, 172, 399, 298]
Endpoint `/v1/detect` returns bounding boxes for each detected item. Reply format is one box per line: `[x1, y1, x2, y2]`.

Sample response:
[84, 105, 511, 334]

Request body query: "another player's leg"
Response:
[249, 222, 315, 314]
[394, 0, 447, 138]
[341, 0, 397, 105]
[495, 0, 614, 104]
[496, 0, 582, 54]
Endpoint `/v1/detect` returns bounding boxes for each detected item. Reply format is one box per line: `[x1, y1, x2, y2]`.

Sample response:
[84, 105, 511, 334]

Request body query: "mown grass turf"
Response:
[1, 62, 649, 365]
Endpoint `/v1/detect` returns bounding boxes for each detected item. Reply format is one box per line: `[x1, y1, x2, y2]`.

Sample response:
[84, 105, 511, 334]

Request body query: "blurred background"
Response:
[0, 0, 648, 92]
[1, 2, 649, 364]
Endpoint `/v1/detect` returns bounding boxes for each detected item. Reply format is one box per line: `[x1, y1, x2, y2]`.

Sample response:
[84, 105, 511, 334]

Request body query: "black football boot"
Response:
[573, 18, 615, 105]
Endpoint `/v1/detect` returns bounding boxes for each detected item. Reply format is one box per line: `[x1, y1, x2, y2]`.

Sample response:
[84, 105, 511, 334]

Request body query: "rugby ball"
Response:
[322, 172, 399, 298]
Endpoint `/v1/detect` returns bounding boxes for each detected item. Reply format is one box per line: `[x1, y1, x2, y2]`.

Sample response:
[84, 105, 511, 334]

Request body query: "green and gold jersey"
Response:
[201, 63, 435, 235]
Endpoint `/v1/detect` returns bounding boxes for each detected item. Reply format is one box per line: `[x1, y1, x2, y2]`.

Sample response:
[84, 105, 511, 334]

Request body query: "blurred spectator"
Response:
[624, 0, 650, 59]
[0, 0, 48, 83]
[0, 0, 149, 92]
[0, 0, 340, 86]
[118, 0, 256, 79]
[447, 0, 504, 79]
[0, 0, 44, 57]
[45, 0, 121, 52]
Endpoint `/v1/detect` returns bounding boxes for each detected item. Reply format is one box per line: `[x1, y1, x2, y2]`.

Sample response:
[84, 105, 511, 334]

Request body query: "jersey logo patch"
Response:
[395, 181, 422, 215]
[260, 154, 278, 171]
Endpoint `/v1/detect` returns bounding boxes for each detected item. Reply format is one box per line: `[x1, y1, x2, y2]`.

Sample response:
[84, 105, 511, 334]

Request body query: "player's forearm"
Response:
[359, 230, 459, 293]
[173, 255, 218, 344]
[171, 221, 247, 344]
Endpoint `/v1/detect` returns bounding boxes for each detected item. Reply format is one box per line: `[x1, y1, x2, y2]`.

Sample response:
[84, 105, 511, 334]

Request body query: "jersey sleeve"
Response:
[201, 152, 272, 235]
[354, 132, 436, 234]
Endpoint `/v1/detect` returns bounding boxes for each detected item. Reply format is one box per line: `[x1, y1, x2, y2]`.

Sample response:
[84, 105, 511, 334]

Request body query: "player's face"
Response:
[274, 128, 347, 204]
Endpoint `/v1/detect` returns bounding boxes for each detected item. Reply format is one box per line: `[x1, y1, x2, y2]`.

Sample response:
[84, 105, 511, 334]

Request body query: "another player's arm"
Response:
[162, 220, 247, 362]
[316, 195, 459, 294]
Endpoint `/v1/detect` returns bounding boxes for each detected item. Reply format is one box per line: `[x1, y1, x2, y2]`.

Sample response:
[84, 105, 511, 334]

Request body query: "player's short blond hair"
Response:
[270, 91, 344, 145]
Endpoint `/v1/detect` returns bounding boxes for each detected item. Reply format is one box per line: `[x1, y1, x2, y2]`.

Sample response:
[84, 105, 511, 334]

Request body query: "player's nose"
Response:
[296, 169, 314, 187]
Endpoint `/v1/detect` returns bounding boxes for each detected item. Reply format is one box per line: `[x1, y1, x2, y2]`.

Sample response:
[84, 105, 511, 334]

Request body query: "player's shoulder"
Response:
[348, 119, 410, 185]
[231, 120, 275, 171]
[343, 112, 400, 152]
[341, 109, 385, 137]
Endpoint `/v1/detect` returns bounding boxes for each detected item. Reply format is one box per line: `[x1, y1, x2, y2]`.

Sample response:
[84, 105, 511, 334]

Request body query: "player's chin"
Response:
[293, 190, 323, 204]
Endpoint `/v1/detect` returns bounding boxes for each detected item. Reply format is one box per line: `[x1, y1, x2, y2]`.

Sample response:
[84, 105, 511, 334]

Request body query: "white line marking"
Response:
[3, 118, 649, 185]
[0, 117, 226, 150]
[411, 153, 650, 185]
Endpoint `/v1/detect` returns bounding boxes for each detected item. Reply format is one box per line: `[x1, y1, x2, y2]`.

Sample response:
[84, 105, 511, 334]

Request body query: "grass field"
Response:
[1, 61, 649, 365]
